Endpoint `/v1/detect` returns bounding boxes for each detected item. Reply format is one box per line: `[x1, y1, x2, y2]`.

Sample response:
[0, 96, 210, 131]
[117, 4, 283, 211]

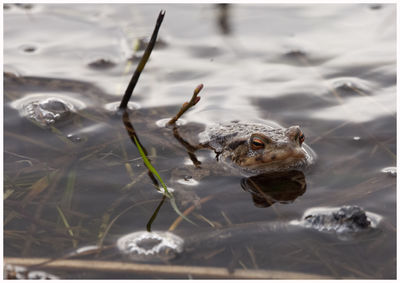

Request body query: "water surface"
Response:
[3, 4, 396, 279]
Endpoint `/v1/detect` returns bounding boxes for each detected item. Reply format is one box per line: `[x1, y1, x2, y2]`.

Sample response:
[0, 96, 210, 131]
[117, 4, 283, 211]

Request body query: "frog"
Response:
[169, 120, 316, 207]
[197, 121, 315, 175]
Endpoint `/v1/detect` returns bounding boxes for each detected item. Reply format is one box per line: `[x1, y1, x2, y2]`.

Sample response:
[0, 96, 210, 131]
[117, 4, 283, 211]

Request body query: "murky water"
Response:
[3, 4, 396, 279]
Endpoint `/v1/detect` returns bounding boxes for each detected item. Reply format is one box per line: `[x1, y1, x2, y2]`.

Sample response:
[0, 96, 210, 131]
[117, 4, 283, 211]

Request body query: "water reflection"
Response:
[4, 3, 396, 278]
[122, 110, 166, 231]
[241, 170, 306, 208]
[216, 4, 231, 35]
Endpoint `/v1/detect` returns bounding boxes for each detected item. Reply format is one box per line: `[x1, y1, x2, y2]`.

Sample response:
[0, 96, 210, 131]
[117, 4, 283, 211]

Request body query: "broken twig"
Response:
[4, 257, 332, 279]
[167, 84, 204, 126]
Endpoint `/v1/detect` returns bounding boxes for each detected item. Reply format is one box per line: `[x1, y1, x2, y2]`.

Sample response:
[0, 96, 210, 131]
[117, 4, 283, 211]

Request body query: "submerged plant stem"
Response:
[169, 195, 214, 231]
[146, 195, 166, 232]
[122, 111, 195, 225]
[56, 206, 77, 248]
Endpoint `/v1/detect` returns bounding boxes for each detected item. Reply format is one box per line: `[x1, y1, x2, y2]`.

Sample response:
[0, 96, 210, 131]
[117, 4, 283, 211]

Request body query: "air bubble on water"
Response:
[155, 118, 186, 128]
[28, 271, 59, 280]
[67, 134, 82, 143]
[4, 264, 59, 280]
[184, 156, 205, 165]
[117, 231, 184, 261]
[10, 93, 86, 112]
[104, 101, 140, 112]
[381, 167, 396, 176]
[331, 77, 374, 94]
[177, 177, 199, 186]
[155, 186, 175, 194]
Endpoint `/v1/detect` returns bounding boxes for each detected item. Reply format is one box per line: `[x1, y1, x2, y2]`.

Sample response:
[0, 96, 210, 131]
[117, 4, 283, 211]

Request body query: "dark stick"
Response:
[146, 195, 166, 232]
[119, 10, 165, 110]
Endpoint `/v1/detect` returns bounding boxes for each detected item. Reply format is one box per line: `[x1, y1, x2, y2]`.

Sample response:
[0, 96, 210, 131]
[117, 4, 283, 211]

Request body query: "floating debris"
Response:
[117, 231, 184, 261]
[88, 58, 116, 70]
[381, 167, 396, 177]
[20, 45, 36, 53]
[369, 4, 382, 10]
[284, 49, 307, 58]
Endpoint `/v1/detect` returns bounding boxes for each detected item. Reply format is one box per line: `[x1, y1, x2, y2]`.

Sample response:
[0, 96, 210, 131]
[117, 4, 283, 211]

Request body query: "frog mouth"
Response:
[239, 150, 308, 171]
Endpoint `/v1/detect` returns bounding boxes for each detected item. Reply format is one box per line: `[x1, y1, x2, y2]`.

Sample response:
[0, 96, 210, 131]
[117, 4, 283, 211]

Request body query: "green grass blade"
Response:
[56, 206, 74, 237]
[131, 135, 195, 225]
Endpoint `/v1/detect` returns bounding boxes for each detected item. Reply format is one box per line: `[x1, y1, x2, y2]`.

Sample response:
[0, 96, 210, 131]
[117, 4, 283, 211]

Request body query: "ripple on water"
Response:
[117, 231, 184, 261]
[176, 176, 199, 186]
[10, 93, 87, 127]
[19, 44, 37, 54]
[155, 118, 187, 128]
[104, 101, 140, 112]
[329, 77, 374, 96]
[87, 57, 117, 70]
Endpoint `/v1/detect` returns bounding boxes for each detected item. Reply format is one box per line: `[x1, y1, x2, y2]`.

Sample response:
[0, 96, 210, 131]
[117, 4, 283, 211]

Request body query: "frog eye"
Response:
[299, 133, 305, 145]
[251, 137, 265, 150]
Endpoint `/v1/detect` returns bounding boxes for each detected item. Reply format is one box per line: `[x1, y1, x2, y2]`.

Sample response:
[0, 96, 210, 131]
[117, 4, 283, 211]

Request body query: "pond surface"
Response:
[3, 4, 396, 279]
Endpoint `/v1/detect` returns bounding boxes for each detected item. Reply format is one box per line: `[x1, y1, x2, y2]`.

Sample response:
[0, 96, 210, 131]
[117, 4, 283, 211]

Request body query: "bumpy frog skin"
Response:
[198, 121, 315, 174]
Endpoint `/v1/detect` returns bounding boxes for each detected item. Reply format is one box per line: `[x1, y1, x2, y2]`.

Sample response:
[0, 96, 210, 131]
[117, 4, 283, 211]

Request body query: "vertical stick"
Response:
[119, 10, 165, 110]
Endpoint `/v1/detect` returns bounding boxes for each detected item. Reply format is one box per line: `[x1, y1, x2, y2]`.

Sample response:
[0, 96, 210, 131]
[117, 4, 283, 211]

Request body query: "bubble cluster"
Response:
[4, 264, 59, 280]
[24, 98, 72, 126]
[10, 93, 86, 127]
[117, 231, 184, 261]
[291, 206, 382, 240]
